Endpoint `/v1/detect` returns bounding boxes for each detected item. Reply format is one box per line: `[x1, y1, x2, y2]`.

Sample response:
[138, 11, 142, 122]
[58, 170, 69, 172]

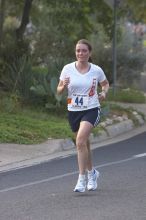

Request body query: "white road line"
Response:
[0, 154, 145, 194]
[133, 153, 146, 158]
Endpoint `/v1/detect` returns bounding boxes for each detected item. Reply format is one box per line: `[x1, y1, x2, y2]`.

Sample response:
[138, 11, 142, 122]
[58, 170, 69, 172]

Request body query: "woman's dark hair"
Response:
[77, 39, 92, 51]
[76, 39, 92, 62]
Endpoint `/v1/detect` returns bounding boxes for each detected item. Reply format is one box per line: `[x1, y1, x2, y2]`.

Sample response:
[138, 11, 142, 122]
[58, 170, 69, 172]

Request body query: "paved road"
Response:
[0, 132, 146, 220]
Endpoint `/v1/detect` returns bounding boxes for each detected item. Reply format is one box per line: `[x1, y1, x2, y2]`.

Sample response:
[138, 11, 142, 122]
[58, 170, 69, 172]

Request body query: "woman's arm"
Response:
[99, 79, 109, 101]
[57, 80, 65, 95]
[57, 77, 70, 95]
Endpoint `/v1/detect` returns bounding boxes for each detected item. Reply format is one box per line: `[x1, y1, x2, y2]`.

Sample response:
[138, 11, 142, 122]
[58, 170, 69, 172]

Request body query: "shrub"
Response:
[1, 55, 33, 103]
[108, 88, 146, 103]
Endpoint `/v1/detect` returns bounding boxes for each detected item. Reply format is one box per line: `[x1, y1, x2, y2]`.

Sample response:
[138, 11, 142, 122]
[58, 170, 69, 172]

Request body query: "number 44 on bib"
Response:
[72, 94, 89, 108]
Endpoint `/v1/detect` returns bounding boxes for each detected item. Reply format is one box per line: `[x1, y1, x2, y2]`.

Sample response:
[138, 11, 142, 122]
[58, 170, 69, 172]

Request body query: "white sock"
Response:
[79, 174, 85, 180]
[88, 168, 94, 175]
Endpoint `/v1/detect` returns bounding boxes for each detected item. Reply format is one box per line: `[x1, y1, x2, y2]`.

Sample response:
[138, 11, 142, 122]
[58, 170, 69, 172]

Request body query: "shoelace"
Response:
[78, 179, 86, 185]
[88, 174, 94, 182]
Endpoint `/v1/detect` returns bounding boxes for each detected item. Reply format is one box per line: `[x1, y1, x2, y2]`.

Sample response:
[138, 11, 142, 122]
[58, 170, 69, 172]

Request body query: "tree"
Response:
[126, 0, 146, 23]
[0, 0, 34, 91]
[16, 0, 33, 42]
[31, 0, 113, 65]
[0, 0, 5, 53]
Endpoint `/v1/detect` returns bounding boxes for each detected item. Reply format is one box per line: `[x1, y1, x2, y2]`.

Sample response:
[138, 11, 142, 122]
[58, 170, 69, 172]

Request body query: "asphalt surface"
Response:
[0, 132, 146, 220]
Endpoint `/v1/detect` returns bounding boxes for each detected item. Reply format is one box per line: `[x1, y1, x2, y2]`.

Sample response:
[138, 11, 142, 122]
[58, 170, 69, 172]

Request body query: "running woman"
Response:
[57, 39, 109, 192]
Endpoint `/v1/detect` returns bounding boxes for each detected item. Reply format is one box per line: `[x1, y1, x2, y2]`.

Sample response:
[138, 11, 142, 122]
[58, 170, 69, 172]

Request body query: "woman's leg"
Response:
[86, 139, 93, 171]
[76, 121, 93, 175]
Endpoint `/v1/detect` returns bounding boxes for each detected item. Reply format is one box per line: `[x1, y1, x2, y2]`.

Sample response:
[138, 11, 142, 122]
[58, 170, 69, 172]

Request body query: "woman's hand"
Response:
[99, 91, 106, 101]
[99, 79, 109, 101]
[57, 77, 70, 95]
[63, 77, 70, 87]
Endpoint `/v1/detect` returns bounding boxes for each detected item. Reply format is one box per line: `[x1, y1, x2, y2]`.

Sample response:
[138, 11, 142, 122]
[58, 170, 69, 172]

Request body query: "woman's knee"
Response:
[76, 136, 86, 150]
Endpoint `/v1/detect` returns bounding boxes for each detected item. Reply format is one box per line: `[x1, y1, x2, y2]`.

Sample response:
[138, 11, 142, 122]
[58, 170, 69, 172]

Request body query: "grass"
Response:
[0, 103, 141, 144]
[0, 88, 145, 144]
[0, 109, 73, 144]
[107, 88, 146, 103]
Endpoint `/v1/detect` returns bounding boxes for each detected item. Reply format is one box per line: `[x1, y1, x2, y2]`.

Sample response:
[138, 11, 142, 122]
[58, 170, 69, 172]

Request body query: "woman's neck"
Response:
[75, 61, 90, 74]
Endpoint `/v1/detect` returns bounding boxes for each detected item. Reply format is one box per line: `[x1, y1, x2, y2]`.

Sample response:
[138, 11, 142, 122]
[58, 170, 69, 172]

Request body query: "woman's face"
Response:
[75, 43, 91, 62]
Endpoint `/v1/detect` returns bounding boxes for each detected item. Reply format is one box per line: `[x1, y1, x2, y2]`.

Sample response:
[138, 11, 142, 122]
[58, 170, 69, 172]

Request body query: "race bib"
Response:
[71, 94, 89, 108]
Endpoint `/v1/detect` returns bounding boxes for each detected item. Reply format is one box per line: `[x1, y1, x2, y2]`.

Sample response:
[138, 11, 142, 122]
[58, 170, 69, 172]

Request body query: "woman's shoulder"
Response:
[63, 61, 75, 70]
[90, 63, 103, 72]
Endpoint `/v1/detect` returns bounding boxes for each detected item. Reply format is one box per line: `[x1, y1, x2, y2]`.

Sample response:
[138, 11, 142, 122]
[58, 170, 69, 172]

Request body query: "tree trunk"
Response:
[16, 0, 33, 41]
[0, 0, 5, 52]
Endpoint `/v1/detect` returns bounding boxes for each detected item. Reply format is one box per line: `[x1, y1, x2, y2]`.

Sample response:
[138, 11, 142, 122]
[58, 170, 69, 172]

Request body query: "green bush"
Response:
[0, 93, 20, 113]
[1, 55, 33, 102]
[31, 63, 67, 108]
[107, 88, 146, 103]
[116, 24, 146, 87]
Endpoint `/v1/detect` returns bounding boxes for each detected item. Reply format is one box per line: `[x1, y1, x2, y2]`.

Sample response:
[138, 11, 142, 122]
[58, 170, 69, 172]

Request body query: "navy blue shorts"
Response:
[68, 107, 101, 132]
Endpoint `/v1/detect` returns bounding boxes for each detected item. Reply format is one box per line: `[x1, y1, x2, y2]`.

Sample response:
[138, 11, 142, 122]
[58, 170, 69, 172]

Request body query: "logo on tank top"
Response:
[89, 78, 96, 97]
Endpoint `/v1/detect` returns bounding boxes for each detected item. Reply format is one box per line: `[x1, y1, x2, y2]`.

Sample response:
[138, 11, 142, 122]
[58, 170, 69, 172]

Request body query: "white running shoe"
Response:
[74, 178, 86, 193]
[87, 169, 100, 191]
